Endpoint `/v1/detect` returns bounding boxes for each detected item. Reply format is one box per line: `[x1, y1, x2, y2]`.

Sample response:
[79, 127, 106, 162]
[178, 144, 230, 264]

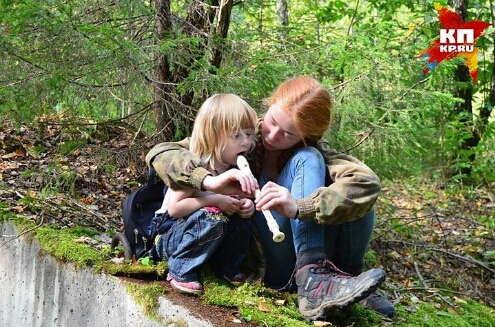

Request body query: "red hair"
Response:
[264, 76, 332, 144]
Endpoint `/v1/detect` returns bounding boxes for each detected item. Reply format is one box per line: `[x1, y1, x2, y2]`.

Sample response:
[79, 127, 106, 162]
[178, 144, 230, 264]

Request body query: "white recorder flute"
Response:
[237, 155, 285, 242]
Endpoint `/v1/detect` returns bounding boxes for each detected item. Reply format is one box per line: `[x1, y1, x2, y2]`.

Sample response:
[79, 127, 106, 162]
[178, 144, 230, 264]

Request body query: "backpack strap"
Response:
[146, 167, 156, 185]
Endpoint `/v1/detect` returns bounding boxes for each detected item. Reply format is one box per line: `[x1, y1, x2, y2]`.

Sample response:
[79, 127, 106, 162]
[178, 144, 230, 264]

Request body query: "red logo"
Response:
[417, 3, 490, 83]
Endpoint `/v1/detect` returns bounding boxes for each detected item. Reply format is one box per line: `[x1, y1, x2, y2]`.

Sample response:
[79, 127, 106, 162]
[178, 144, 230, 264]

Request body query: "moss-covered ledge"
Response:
[0, 218, 211, 327]
[2, 214, 495, 327]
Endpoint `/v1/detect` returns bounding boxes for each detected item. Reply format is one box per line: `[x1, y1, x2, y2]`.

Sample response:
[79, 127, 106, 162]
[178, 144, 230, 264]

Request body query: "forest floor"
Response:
[1, 118, 494, 326]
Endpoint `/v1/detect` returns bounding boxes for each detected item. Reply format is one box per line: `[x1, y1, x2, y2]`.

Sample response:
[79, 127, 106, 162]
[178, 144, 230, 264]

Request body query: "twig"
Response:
[0, 213, 44, 248]
[433, 213, 450, 250]
[382, 239, 495, 275]
[475, 287, 495, 307]
[347, 0, 360, 37]
[132, 109, 149, 145]
[343, 130, 374, 153]
[329, 71, 369, 90]
[395, 76, 431, 102]
[399, 286, 471, 297]
[430, 247, 495, 275]
[67, 198, 108, 230]
[413, 261, 428, 291]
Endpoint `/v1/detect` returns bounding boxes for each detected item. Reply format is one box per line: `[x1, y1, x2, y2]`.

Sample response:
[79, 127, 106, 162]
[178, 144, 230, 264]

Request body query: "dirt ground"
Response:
[122, 276, 260, 326]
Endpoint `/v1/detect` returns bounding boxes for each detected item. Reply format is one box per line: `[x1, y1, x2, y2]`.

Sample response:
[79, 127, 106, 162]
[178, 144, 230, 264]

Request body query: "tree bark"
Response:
[152, 0, 233, 141]
[484, 41, 495, 121]
[276, 0, 289, 39]
[448, 0, 480, 177]
[211, 0, 233, 68]
[153, 0, 176, 141]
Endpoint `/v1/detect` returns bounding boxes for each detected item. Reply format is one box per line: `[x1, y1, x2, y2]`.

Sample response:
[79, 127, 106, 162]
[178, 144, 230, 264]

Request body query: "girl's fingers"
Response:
[235, 170, 258, 195]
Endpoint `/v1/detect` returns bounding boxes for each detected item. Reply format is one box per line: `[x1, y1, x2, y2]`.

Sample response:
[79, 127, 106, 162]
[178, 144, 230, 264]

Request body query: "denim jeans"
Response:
[324, 207, 375, 276]
[157, 208, 252, 283]
[253, 146, 375, 289]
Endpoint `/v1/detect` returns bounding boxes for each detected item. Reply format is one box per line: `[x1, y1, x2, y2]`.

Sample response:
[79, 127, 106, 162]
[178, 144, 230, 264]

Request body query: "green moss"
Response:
[201, 274, 382, 327]
[483, 250, 495, 262]
[397, 300, 495, 327]
[126, 282, 166, 321]
[125, 281, 189, 326]
[100, 260, 167, 278]
[35, 224, 103, 268]
[126, 180, 140, 187]
[364, 249, 379, 267]
[102, 164, 117, 174]
[0, 205, 15, 221]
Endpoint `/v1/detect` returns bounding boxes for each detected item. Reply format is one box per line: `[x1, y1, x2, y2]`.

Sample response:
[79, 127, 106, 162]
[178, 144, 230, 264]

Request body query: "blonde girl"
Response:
[156, 94, 258, 295]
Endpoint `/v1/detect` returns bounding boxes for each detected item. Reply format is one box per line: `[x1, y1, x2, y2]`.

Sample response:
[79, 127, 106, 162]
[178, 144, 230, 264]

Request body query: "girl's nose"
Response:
[266, 127, 279, 142]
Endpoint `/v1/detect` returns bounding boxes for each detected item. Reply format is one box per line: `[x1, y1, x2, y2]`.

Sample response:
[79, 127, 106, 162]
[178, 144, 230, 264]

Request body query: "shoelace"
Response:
[312, 260, 352, 278]
[283, 259, 353, 291]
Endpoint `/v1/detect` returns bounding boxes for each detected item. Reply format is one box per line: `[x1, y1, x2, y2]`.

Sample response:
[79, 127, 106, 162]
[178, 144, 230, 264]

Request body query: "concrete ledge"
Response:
[0, 221, 212, 327]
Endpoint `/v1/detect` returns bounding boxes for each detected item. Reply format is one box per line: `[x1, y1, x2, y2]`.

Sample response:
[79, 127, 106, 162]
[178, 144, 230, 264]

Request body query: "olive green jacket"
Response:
[145, 137, 381, 225]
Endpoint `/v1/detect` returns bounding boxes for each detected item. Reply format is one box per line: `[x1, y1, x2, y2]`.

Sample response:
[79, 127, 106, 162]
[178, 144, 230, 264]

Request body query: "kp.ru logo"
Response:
[418, 3, 490, 83]
[439, 29, 476, 52]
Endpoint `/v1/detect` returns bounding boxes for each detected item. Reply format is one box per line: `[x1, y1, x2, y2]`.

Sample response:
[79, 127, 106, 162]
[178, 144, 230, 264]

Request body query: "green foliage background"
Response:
[1, 0, 494, 183]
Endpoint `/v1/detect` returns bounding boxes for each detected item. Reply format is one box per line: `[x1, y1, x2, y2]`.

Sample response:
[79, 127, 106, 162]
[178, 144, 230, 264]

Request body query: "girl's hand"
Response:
[237, 198, 255, 219]
[215, 194, 242, 216]
[202, 169, 258, 197]
[255, 181, 298, 219]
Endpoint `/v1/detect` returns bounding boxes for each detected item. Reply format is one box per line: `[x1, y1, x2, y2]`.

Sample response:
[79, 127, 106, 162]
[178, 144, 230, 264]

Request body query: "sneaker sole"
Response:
[301, 269, 386, 321]
[169, 279, 204, 295]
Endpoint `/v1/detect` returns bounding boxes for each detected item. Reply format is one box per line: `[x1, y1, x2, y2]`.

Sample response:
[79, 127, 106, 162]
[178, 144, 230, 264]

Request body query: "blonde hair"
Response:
[190, 94, 258, 170]
[263, 76, 332, 145]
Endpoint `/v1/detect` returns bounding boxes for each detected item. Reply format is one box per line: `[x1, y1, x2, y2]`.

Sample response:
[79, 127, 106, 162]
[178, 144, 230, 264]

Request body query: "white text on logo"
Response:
[439, 29, 475, 52]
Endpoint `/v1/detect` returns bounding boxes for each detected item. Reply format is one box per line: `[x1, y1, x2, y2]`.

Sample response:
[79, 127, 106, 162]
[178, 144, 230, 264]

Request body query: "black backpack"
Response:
[110, 167, 176, 262]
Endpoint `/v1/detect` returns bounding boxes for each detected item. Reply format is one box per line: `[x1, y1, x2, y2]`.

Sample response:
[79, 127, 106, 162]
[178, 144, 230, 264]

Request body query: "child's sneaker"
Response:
[167, 273, 203, 295]
[223, 272, 249, 285]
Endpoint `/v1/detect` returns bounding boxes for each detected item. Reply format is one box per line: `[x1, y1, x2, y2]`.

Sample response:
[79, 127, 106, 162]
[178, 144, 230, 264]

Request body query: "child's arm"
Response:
[167, 189, 242, 218]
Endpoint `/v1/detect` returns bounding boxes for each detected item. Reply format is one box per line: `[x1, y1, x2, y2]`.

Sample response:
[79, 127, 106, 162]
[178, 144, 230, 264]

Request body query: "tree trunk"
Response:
[211, 0, 233, 68]
[484, 40, 495, 121]
[153, 0, 176, 141]
[448, 0, 479, 177]
[152, 0, 233, 141]
[276, 0, 289, 39]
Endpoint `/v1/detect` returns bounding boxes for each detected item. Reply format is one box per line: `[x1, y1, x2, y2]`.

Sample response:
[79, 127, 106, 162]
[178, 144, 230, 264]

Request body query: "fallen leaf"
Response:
[258, 303, 270, 312]
[2, 152, 18, 159]
[110, 257, 124, 264]
[453, 296, 467, 304]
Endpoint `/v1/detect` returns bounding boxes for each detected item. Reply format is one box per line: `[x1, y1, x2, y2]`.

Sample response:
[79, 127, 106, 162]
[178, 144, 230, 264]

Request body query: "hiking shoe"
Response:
[359, 291, 395, 318]
[295, 260, 386, 321]
[167, 273, 203, 295]
[223, 272, 249, 286]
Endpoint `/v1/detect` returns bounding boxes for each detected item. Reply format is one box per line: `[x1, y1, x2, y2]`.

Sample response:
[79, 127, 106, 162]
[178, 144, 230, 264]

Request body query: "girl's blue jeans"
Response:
[156, 209, 252, 283]
[254, 146, 376, 289]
